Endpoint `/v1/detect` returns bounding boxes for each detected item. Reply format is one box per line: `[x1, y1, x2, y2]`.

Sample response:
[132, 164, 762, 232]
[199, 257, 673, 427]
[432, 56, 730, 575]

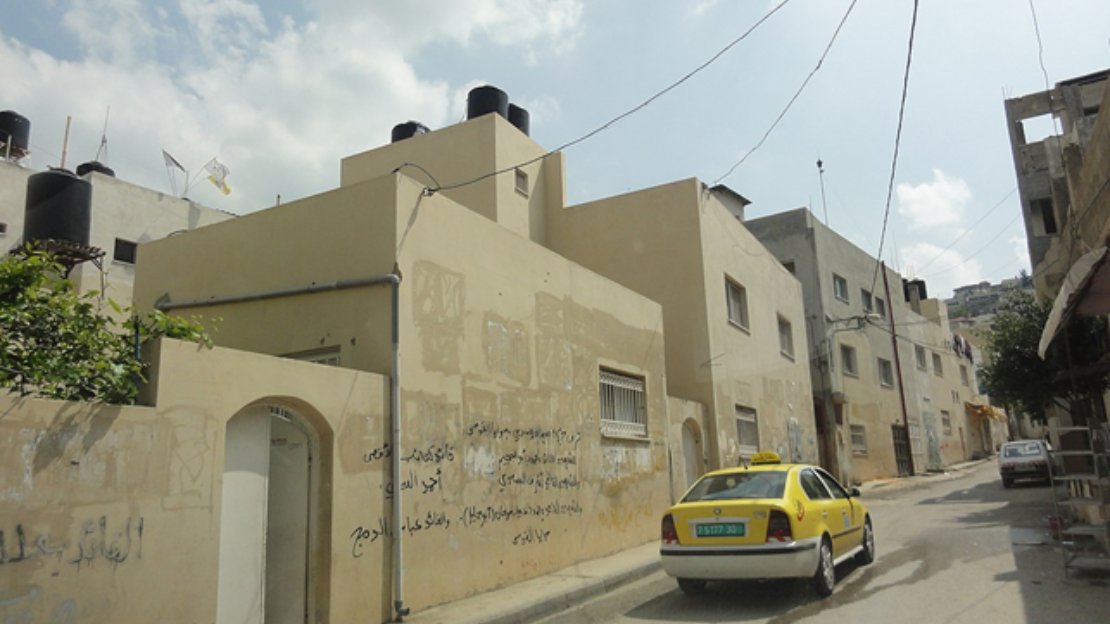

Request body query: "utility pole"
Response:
[881, 262, 915, 476]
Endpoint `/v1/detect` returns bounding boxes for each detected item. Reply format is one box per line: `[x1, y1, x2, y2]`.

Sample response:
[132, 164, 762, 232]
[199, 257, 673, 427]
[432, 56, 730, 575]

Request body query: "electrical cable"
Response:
[869, 0, 920, 296]
[921, 213, 1023, 279]
[913, 186, 1018, 274]
[427, 0, 796, 194]
[713, 0, 859, 185]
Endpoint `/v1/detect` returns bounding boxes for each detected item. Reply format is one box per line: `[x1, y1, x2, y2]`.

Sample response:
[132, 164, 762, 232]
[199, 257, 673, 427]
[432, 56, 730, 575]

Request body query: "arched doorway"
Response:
[216, 405, 320, 624]
[681, 419, 704, 488]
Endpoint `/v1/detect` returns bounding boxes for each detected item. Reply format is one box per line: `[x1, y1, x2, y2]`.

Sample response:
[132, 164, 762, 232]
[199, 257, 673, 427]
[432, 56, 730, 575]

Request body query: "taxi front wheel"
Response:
[812, 537, 835, 597]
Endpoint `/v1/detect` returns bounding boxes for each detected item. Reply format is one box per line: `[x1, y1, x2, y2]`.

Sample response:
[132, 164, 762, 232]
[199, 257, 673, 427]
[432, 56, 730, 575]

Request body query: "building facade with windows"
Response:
[132, 110, 677, 619]
[545, 179, 818, 479]
[0, 159, 235, 311]
[745, 208, 979, 483]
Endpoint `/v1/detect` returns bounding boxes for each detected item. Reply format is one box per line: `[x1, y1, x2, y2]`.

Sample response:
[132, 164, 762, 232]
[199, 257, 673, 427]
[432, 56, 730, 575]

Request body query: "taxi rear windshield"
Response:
[684, 472, 787, 502]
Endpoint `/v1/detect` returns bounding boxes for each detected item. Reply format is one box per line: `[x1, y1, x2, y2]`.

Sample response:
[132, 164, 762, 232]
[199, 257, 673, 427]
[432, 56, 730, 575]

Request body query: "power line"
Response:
[869, 0, 920, 295]
[913, 186, 1018, 274]
[429, 0, 796, 194]
[921, 213, 1023, 279]
[713, 0, 860, 186]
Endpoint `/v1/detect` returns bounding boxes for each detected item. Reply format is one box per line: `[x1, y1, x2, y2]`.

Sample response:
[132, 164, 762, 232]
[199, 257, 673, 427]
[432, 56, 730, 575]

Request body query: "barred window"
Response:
[599, 369, 647, 438]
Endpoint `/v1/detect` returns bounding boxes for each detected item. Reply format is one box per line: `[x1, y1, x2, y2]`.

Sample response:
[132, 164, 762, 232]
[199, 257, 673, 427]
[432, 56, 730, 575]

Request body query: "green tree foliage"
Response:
[980, 289, 1107, 420]
[0, 251, 213, 404]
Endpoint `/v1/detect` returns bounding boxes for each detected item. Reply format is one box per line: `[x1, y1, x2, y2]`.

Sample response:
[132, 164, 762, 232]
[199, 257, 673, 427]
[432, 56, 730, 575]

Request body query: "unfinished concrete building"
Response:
[1004, 69, 1108, 299]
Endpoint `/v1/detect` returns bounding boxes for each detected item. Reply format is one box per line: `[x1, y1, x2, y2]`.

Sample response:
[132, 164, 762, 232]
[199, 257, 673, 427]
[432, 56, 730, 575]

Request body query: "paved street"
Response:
[536, 462, 1109, 624]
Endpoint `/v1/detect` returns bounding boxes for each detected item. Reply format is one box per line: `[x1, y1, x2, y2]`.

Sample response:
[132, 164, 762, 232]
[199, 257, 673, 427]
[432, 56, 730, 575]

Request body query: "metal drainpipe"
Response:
[387, 273, 409, 622]
[154, 272, 409, 619]
[880, 262, 915, 476]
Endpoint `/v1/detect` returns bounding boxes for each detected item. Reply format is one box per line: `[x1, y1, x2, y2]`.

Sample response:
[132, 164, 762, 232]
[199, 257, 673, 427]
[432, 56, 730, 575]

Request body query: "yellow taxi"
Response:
[660, 452, 873, 597]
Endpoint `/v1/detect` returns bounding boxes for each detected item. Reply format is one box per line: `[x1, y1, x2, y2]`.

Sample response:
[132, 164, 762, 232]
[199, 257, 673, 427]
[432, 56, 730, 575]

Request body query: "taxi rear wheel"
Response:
[812, 537, 835, 597]
[677, 578, 707, 595]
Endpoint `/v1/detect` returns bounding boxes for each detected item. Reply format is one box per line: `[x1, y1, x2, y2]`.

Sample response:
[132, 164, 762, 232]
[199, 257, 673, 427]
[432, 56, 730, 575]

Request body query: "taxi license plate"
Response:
[696, 523, 745, 537]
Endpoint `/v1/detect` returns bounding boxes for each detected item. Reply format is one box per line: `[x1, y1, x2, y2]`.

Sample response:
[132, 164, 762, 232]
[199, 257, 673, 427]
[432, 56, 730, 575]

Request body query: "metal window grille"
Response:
[599, 370, 646, 438]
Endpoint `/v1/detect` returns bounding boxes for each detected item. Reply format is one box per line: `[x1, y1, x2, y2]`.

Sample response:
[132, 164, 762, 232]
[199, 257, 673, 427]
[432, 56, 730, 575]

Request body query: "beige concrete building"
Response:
[127, 108, 678, 622]
[745, 209, 985, 483]
[546, 180, 818, 481]
[4, 88, 818, 623]
[0, 159, 235, 310]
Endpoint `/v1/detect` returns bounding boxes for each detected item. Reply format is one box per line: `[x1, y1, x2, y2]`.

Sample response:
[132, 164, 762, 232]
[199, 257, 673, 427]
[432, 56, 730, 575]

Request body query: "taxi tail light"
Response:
[661, 514, 680, 544]
[766, 510, 793, 543]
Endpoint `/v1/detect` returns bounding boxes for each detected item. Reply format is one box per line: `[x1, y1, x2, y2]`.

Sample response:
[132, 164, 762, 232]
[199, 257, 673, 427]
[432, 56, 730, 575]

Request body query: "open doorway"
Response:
[682, 419, 703, 489]
[216, 405, 318, 624]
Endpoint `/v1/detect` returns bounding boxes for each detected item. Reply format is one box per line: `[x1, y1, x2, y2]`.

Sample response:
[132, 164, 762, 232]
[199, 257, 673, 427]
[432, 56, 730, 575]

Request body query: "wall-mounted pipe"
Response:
[155, 271, 410, 620]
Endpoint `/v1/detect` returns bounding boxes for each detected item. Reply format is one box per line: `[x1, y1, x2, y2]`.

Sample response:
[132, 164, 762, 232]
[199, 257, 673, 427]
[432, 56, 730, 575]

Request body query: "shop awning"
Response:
[1038, 246, 1110, 358]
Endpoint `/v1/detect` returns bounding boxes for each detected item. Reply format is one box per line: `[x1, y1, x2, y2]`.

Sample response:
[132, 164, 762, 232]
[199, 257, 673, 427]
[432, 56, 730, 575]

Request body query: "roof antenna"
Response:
[95, 106, 110, 165]
[817, 156, 829, 226]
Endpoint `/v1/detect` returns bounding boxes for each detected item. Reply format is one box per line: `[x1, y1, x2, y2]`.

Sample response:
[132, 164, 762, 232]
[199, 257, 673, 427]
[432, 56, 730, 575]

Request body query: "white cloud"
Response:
[1, 1, 584, 213]
[896, 169, 971, 231]
[690, 1, 721, 18]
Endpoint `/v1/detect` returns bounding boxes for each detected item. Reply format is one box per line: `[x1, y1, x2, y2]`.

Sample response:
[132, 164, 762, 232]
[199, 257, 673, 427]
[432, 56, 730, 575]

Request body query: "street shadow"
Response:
[623, 559, 871, 622]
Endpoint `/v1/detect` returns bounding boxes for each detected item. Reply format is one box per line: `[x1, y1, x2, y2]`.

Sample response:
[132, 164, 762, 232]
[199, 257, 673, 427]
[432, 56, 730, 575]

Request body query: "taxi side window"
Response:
[814, 468, 849, 499]
[799, 469, 831, 500]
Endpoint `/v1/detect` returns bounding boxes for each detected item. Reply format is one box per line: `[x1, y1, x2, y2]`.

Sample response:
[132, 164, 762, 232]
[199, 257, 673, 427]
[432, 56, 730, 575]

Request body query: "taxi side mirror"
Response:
[849, 487, 862, 498]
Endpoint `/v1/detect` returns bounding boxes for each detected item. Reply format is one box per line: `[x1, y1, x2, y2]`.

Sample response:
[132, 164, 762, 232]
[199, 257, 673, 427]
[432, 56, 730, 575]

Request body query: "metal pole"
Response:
[881, 262, 914, 476]
[389, 273, 409, 622]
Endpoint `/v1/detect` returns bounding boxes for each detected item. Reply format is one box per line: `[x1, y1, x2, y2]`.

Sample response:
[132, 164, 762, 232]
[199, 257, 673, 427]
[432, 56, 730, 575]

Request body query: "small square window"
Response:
[932, 353, 944, 377]
[840, 344, 858, 376]
[878, 358, 894, 387]
[782, 261, 796, 274]
[726, 279, 749, 330]
[833, 274, 849, 302]
[778, 316, 794, 359]
[514, 168, 529, 196]
[736, 405, 759, 456]
[113, 238, 138, 264]
[0, 222, 8, 235]
[915, 346, 927, 370]
[850, 424, 867, 454]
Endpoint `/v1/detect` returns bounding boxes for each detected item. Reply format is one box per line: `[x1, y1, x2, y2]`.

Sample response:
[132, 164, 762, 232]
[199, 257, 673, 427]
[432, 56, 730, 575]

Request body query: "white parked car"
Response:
[998, 440, 1051, 488]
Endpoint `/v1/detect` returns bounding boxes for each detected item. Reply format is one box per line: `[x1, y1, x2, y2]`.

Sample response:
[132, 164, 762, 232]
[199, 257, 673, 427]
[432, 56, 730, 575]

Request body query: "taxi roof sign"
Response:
[750, 451, 782, 465]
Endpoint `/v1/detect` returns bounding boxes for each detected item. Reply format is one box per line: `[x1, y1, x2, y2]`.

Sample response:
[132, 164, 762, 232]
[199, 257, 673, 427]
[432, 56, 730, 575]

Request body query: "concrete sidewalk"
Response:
[403, 458, 992, 624]
[403, 541, 661, 624]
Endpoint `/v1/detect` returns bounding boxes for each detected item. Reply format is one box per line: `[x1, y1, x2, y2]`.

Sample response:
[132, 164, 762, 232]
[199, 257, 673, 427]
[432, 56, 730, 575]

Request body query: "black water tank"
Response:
[467, 85, 509, 120]
[76, 160, 116, 178]
[508, 104, 530, 136]
[391, 121, 429, 143]
[0, 110, 30, 154]
[23, 169, 93, 247]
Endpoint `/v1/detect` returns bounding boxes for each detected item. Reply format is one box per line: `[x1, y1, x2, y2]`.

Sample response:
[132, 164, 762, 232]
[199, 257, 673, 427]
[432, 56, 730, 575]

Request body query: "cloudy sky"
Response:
[3, 0, 1109, 299]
